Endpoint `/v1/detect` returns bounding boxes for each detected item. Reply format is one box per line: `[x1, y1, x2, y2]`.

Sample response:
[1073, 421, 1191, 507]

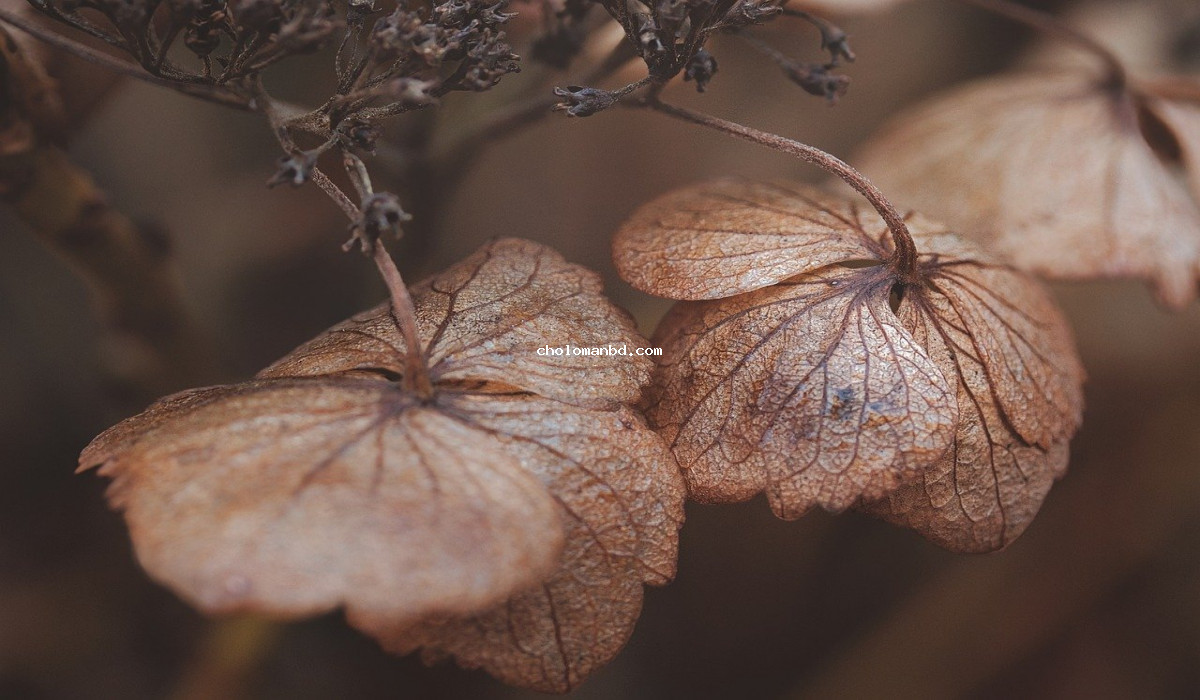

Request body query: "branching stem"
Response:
[251, 76, 433, 397]
[0, 6, 252, 109]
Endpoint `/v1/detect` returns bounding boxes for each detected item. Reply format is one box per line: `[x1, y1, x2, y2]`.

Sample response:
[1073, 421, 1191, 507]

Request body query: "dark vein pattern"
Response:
[615, 181, 1084, 552]
[265, 237, 652, 408]
[646, 265, 957, 518]
[861, 250, 1083, 551]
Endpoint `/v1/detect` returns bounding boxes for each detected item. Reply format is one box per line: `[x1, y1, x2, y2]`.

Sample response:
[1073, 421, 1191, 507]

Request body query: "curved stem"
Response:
[640, 99, 920, 282]
[959, 0, 1127, 88]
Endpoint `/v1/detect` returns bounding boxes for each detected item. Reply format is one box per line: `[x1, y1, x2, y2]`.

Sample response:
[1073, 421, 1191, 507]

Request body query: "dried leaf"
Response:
[614, 181, 1084, 551]
[80, 237, 685, 688]
[856, 72, 1200, 308]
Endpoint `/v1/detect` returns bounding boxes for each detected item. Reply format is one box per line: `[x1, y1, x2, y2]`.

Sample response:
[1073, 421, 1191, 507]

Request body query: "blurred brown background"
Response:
[3, 0, 1200, 697]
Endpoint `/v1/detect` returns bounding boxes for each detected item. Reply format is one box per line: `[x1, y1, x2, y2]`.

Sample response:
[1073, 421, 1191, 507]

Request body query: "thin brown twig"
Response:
[310, 166, 360, 219]
[252, 76, 432, 397]
[250, 77, 361, 221]
[638, 98, 921, 282]
[342, 151, 373, 202]
[372, 242, 434, 399]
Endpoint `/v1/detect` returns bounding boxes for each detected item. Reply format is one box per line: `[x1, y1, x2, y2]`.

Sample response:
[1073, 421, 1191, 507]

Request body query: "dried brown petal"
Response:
[645, 264, 957, 518]
[81, 237, 685, 689]
[614, 182, 1084, 551]
[612, 180, 885, 300]
[79, 378, 564, 621]
[266, 237, 652, 407]
[355, 395, 684, 693]
[856, 72, 1200, 308]
[861, 228, 1083, 551]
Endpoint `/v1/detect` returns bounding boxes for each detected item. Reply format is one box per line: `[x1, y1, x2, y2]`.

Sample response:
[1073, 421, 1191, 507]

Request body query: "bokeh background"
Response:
[3, 0, 1200, 697]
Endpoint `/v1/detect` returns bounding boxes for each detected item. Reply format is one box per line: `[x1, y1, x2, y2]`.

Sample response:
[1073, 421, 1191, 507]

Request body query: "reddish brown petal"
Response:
[355, 394, 685, 693]
[862, 251, 1084, 552]
[645, 264, 957, 517]
[615, 179, 1085, 551]
[79, 379, 564, 623]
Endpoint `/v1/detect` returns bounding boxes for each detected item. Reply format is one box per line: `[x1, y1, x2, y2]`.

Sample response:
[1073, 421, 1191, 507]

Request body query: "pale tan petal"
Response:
[613, 180, 885, 300]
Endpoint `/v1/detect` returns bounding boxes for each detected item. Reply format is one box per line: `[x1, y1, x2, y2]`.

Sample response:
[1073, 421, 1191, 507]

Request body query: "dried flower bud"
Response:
[683, 48, 718, 92]
[456, 32, 520, 91]
[552, 85, 618, 117]
[369, 9, 424, 63]
[782, 61, 849, 102]
[335, 117, 381, 153]
[819, 24, 855, 65]
[277, 6, 341, 53]
[267, 152, 317, 188]
[432, 0, 472, 26]
[478, 2, 515, 26]
[344, 193, 411, 254]
[655, 0, 688, 37]
[636, 15, 666, 56]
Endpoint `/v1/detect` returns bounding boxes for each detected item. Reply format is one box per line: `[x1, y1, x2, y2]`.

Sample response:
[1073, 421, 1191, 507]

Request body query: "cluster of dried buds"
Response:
[28, 0, 341, 81]
[331, 0, 519, 113]
[24, 0, 523, 178]
[597, 0, 782, 84]
[550, 0, 856, 117]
